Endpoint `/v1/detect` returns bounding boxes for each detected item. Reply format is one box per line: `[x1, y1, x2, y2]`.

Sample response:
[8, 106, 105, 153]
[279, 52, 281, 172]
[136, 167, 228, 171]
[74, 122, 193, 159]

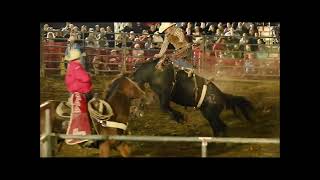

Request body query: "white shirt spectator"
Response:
[46, 32, 55, 42]
[186, 28, 192, 36]
[200, 22, 206, 29]
[86, 32, 99, 48]
[224, 31, 232, 36]
[224, 28, 240, 37]
[239, 33, 249, 44]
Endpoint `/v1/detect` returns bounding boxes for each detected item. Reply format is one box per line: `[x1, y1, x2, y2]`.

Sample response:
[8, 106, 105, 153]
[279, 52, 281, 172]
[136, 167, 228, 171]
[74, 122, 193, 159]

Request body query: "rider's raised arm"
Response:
[158, 35, 169, 57]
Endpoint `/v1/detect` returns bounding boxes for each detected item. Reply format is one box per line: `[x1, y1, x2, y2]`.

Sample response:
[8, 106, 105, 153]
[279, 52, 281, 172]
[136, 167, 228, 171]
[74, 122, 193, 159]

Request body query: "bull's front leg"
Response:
[117, 142, 131, 157]
[99, 141, 111, 157]
[159, 93, 185, 123]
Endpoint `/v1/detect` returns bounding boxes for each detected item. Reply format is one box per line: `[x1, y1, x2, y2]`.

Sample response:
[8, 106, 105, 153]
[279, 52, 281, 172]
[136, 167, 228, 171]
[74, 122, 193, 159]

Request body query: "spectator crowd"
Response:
[42, 22, 280, 77]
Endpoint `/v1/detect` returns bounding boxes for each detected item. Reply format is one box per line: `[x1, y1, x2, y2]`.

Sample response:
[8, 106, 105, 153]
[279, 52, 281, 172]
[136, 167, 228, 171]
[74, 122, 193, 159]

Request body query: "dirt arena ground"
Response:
[40, 73, 280, 157]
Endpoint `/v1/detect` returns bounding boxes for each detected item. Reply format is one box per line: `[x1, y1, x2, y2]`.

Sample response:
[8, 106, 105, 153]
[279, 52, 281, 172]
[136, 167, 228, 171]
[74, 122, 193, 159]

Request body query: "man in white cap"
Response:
[64, 35, 88, 72]
[154, 22, 193, 70]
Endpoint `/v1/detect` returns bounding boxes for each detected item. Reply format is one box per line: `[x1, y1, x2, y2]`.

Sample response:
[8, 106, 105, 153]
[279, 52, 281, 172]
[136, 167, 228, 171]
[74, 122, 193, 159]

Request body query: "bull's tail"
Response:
[224, 93, 255, 122]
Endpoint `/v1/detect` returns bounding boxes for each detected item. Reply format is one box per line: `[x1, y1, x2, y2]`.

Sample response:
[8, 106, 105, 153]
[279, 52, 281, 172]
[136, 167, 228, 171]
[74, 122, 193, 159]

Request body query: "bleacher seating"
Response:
[41, 25, 279, 79]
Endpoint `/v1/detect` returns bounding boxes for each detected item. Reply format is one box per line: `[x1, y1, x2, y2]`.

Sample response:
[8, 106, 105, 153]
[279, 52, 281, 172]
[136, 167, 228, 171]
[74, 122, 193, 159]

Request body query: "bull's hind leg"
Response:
[200, 105, 227, 137]
[159, 93, 184, 123]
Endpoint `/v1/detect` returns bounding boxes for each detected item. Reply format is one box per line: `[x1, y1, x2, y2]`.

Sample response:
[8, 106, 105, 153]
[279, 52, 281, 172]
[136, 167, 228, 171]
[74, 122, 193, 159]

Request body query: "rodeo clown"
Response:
[64, 49, 93, 145]
[154, 22, 193, 70]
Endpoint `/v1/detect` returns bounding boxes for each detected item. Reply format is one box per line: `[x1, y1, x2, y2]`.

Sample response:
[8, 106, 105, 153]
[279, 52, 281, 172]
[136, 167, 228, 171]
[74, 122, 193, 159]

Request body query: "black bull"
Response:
[132, 58, 255, 137]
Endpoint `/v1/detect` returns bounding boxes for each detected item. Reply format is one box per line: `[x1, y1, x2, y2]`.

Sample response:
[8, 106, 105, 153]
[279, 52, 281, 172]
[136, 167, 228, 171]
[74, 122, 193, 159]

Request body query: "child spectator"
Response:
[132, 43, 145, 63]
[186, 22, 193, 36]
[152, 31, 163, 49]
[85, 31, 98, 48]
[148, 25, 157, 34]
[232, 44, 242, 59]
[144, 35, 154, 49]
[192, 26, 202, 37]
[212, 37, 226, 58]
[127, 31, 136, 48]
[224, 22, 233, 33]
[139, 30, 149, 42]
[108, 49, 121, 71]
[92, 55, 109, 75]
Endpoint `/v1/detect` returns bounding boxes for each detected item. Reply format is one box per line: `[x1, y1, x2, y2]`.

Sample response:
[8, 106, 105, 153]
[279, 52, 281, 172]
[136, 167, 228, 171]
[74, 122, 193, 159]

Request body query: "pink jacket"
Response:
[65, 60, 93, 94]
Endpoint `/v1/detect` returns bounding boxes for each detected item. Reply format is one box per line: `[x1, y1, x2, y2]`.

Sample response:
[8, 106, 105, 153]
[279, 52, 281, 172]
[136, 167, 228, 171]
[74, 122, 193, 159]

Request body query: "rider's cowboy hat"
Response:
[65, 49, 81, 61]
[158, 23, 176, 33]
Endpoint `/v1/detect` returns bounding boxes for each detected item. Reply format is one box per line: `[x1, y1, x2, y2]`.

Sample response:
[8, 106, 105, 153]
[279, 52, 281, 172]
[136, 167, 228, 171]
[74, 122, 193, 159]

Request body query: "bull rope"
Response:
[87, 98, 113, 133]
[55, 98, 116, 133]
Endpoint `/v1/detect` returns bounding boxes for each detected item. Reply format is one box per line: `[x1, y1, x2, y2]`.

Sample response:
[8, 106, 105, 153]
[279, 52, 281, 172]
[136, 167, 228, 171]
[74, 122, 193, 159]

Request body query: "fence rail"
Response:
[53, 134, 279, 144]
[40, 100, 280, 158]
